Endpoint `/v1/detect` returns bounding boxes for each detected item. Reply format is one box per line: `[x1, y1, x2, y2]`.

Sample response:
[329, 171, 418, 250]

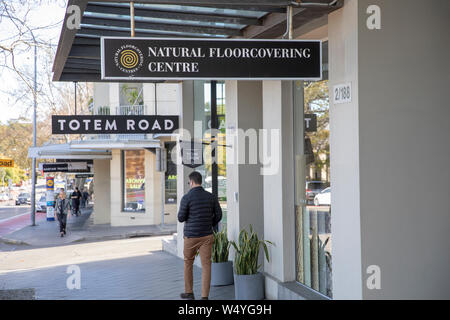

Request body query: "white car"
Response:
[0, 193, 9, 201]
[36, 195, 48, 212]
[314, 187, 331, 206]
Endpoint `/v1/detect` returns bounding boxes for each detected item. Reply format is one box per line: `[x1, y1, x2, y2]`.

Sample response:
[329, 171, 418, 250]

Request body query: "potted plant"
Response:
[211, 227, 234, 286]
[230, 225, 272, 300]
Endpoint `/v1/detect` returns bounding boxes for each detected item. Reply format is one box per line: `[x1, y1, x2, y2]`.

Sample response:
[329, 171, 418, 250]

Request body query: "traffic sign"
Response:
[0, 159, 13, 167]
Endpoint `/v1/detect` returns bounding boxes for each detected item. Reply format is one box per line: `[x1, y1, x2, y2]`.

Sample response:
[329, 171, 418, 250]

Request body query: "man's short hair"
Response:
[189, 171, 202, 185]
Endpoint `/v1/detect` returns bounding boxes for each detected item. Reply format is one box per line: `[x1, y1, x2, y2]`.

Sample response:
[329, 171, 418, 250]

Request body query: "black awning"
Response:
[53, 0, 341, 82]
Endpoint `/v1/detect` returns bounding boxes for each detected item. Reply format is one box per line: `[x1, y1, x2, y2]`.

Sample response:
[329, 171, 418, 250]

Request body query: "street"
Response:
[0, 205, 31, 222]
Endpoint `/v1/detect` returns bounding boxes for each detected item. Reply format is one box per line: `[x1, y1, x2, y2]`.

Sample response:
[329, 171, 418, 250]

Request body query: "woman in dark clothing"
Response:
[71, 187, 82, 216]
[55, 191, 70, 237]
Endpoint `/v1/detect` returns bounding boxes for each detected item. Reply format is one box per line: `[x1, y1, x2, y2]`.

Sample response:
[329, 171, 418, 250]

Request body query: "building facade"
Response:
[49, 0, 450, 300]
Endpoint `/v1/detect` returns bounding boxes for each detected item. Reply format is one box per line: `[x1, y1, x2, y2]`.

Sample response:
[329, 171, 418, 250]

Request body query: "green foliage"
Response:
[230, 225, 273, 275]
[212, 227, 231, 263]
[0, 167, 26, 187]
[318, 236, 332, 272]
[121, 84, 143, 105]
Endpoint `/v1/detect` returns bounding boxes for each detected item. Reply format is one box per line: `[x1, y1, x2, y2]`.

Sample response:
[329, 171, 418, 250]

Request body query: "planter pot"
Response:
[211, 261, 234, 286]
[233, 272, 264, 300]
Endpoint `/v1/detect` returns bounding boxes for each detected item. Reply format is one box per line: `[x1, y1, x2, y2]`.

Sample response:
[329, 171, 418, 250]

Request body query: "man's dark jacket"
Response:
[178, 186, 222, 238]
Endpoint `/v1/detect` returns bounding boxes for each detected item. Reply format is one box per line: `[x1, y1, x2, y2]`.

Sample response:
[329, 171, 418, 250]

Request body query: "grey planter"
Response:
[211, 261, 234, 286]
[233, 272, 265, 300]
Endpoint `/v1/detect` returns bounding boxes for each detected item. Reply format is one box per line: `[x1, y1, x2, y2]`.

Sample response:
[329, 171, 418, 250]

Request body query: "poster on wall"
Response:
[101, 37, 322, 80]
[46, 176, 55, 221]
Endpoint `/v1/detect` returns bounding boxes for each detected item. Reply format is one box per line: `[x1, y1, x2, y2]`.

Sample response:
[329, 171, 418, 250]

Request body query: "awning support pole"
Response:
[130, 2, 135, 37]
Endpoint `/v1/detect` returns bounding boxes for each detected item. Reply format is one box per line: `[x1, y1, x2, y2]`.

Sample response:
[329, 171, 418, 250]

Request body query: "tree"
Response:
[304, 80, 330, 182]
[0, 1, 93, 171]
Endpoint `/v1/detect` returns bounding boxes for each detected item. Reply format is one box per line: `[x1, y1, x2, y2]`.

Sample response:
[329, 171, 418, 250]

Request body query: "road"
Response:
[0, 205, 32, 222]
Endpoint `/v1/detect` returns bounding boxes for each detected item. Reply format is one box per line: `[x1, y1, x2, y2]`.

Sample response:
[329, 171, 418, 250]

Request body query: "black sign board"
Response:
[52, 115, 179, 135]
[42, 163, 90, 173]
[180, 140, 203, 169]
[75, 174, 94, 178]
[56, 159, 93, 164]
[305, 114, 317, 132]
[101, 37, 322, 80]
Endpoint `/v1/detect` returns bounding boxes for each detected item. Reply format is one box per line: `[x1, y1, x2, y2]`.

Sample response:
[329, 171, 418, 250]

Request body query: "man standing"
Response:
[178, 171, 222, 300]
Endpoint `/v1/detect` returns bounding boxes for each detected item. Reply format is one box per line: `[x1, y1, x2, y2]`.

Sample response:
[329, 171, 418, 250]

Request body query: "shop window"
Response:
[193, 81, 227, 228]
[165, 142, 177, 204]
[122, 150, 145, 212]
[295, 79, 332, 298]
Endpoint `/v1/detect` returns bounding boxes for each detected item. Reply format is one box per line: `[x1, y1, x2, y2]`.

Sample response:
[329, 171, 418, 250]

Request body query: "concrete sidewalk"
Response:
[0, 237, 235, 300]
[0, 207, 177, 247]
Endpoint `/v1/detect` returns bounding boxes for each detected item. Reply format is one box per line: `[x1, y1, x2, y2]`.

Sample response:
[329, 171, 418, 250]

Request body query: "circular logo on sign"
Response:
[114, 45, 144, 74]
[47, 179, 54, 187]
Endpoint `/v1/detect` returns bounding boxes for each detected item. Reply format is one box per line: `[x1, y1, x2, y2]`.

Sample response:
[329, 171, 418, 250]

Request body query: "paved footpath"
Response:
[0, 236, 235, 300]
[0, 205, 234, 300]
[0, 207, 176, 247]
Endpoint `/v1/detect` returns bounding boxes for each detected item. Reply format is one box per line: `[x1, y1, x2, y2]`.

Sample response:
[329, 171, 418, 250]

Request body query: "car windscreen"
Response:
[307, 183, 325, 190]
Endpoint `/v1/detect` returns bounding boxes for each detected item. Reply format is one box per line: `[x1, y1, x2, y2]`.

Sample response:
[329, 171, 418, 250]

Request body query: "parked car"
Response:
[204, 176, 227, 200]
[306, 181, 327, 204]
[36, 195, 47, 212]
[16, 192, 31, 205]
[314, 187, 331, 206]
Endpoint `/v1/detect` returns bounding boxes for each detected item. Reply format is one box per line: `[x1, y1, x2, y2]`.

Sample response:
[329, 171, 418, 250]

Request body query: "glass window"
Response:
[165, 142, 177, 204]
[122, 150, 146, 212]
[193, 81, 227, 229]
[295, 76, 332, 297]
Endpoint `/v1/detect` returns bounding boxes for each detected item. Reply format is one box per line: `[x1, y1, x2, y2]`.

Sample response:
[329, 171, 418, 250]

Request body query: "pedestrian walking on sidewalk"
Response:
[178, 171, 222, 300]
[71, 187, 82, 216]
[82, 189, 89, 208]
[55, 190, 70, 237]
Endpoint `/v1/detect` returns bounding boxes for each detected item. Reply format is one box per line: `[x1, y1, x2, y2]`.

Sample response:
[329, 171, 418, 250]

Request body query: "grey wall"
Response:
[225, 81, 264, 244]
[329, 0, 363, 299]
[357, 0, 450, 299]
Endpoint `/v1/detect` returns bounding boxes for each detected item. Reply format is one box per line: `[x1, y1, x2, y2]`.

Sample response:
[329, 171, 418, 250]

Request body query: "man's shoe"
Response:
[201, 297, 209, 300]
[180, 293, 195, 300]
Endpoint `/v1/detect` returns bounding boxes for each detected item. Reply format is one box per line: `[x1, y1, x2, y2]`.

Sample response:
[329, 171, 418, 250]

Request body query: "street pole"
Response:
[130, 2, 135, 37]
[30, 37, 37, 226]
[74, 82, 77, 115]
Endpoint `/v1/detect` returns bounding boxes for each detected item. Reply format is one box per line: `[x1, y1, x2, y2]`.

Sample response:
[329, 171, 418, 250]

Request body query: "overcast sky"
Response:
[0, 1, 66, 123]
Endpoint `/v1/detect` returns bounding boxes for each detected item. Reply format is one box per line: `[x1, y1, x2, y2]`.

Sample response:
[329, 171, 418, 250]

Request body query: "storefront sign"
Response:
[0, 159, 13, 167]
[40, 162, 88, 173]
[305, 114, 317, 132]
[75, 174, 94, 178]
[101, 37, 322, 80]
[180, 140, 203, 169]
[52, 115, 179, 135]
